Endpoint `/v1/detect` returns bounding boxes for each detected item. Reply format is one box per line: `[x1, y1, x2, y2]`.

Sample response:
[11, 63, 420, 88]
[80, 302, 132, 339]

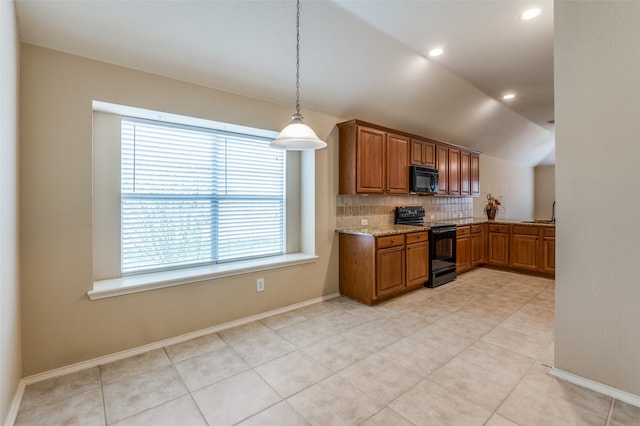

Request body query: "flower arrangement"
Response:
[485, 193, 503, 220]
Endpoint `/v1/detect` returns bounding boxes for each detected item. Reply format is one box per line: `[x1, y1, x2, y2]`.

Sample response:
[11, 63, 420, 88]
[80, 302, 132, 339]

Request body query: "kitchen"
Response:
[3, 1, 640, 425]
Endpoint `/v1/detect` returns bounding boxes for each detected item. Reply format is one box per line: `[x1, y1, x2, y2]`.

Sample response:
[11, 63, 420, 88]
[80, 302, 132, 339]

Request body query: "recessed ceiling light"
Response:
[502, 93, 516, 100]
[428, 48, 444, 57]
[520, 8, 541, 20]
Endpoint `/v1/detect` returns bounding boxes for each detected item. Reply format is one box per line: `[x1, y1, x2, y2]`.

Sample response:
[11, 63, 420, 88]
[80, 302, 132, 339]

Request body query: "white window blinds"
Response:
[121, 117, 285, 274]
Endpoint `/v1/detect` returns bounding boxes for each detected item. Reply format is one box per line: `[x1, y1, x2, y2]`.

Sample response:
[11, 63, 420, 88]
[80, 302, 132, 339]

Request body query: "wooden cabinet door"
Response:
[541, 236, 556, 274]
[376, 246, 406, 298]
[471, 225, 487, 266]
[460, 151, 471, 195]
[448, 148, 461, 195]
[471, 153, 480, 196]
[356, 126, 385, 193]
[386, 133, 410, 194]
[510, 234, 539, 271]
[410, 139, 436, 168]
[406, 241, 429, 287]
[488, 232, 509, 266]
[436, 145, 449, 195]
[456, 235, 471, 273]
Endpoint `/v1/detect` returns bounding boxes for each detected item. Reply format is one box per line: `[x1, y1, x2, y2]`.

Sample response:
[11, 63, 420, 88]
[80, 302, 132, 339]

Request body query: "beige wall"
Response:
[555, 2, 640, 395]
[19, 44, 340, 375]
[1, 0, 21, 421]
[473, 154, 534, 220]
[534, 165, 555, 221]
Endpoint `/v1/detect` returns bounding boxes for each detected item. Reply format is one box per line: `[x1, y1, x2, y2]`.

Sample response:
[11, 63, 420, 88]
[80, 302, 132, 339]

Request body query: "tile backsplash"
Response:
[336, 194, 473, 229]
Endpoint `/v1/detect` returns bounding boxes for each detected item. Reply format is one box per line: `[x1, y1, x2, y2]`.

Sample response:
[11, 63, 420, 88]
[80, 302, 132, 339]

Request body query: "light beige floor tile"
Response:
[287, 375, 384, 426]
[457, 340, 535, 382]
[410, 324, 477, 356]
[378, 336, 452, 377]
[460, 302, 515, 324]
[361, 407, 414, 426]
[435, 310, 495, 339]
[429, 357, 516, 411]
[110, 395, 207, 426]
[15, 388, 105, 426]
[302, 334, 374, 372]
[174, 345, 250, 391]
[192, 370, 281, 425]
[389, 379, 492, 426]
[384, 311, 433, 336]
[260, 309, 309, 330]
[481, 326, 551, 359]
[341, 319, 404, 352]
[611, 399, 640, 426]
[100, 349, 171, 385]
[102, 365, 187, 424]
[255, 351, 333, 398]
[164, 332, 227, 362]
[217, 320, 274, 345]
[238, 401, 310, 426]
[338, 354, 423, 405]
[497, 365, 611, 425]
[293, 300, 338, 318]
[404, 304, 452, 323]
[228, 329, 296, 366]
[18, 367, 100, 412]
[275, 317, 338, 348]
[314, 309, 368, 332]
[485, 414, 519, 426]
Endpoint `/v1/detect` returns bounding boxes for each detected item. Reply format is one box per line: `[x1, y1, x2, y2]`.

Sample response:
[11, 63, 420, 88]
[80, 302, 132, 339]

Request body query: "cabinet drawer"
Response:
[543, 227, 556, 237]
[512, 225, 539, 236]
[489, 224, 509, 234]
[456, 226, 470, 236]
[470, 224, 483, 234]
[406, 231, 428, 244]
[376, 234, 405, 249]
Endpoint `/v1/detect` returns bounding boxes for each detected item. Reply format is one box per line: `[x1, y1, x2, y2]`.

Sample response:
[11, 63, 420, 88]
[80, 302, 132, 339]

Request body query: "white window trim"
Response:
[88, 253, 318, 300]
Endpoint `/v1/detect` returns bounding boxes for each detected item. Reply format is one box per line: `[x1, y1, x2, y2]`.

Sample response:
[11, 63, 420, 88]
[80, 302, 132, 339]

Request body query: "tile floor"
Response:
[14, 268, 640, 426]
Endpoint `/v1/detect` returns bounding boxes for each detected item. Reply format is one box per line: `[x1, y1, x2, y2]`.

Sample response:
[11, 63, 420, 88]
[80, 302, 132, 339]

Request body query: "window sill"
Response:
[88, 253, 319, 300]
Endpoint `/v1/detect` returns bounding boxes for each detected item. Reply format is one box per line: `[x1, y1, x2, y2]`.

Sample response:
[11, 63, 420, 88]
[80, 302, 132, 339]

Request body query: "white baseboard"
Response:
[550, 367, 640, 408]
[4, 381, 25, 426]
[4, 292, 339, 425]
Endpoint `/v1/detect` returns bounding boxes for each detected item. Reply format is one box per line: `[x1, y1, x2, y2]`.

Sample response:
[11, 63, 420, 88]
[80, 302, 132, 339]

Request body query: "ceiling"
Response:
[15, 0, 555, 166]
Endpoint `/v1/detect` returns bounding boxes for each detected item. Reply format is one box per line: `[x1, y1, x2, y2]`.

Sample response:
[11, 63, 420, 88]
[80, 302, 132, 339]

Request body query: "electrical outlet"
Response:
[256, 278, 265, 292]
[459, 212, 463, 218]
[361, 219, 368, 226]
[430, 214, 435, 220]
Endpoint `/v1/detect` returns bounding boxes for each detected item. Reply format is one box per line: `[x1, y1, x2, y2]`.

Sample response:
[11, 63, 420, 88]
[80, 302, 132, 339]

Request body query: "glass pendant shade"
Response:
[270, 113, 327, 150]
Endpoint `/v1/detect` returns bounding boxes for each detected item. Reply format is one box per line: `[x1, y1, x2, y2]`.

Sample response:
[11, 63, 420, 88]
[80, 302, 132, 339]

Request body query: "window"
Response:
[120, 117, 285, 274]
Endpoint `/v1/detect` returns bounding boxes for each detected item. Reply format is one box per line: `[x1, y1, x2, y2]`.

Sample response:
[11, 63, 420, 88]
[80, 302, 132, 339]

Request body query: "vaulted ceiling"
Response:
[15, 0, 555, 166]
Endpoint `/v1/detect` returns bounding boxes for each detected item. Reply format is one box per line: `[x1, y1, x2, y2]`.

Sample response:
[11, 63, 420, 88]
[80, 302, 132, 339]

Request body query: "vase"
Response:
[486, 206, 497, 220]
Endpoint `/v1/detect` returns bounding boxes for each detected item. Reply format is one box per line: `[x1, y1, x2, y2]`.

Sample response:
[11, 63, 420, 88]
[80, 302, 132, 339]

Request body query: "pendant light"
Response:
[270, 0, 326, 150]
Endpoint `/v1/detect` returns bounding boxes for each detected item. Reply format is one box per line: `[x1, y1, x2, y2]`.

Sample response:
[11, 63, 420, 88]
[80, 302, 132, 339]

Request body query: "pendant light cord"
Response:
[295, 0, 301, 117]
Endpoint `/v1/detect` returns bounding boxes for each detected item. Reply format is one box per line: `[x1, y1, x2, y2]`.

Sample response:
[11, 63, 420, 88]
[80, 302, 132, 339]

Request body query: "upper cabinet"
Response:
[410, 138, 436, 168]
[338, 119, 479, 197]
[338, 120, 409, 194]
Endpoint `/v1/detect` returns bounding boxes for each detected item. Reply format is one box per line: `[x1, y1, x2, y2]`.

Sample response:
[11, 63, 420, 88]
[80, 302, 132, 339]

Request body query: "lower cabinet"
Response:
[510, 225, 540, 271]
[339, 231, 428, 305]
[488, 224, 510, 267]
[541, 227, 556, 274]
[456, 226, 471, 273]
[471, 224, 486, 266]
[406, 232, 430, 288]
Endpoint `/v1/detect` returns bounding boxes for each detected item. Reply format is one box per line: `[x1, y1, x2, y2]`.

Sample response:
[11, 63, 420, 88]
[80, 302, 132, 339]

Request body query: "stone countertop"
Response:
[336, 218, 555, 236]
[336, 224, 430, 237]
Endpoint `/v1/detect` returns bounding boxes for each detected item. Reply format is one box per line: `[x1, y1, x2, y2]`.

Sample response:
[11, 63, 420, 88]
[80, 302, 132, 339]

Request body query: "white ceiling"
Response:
[15, 0, 555, 166]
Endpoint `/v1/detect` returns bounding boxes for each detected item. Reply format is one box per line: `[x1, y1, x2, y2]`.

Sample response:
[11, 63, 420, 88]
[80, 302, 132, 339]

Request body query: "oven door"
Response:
[428, 226, 457, 287]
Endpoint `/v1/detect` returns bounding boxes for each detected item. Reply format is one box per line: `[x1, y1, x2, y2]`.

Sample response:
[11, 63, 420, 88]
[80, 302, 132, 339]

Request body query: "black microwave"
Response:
[410, 166, 439, 194]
